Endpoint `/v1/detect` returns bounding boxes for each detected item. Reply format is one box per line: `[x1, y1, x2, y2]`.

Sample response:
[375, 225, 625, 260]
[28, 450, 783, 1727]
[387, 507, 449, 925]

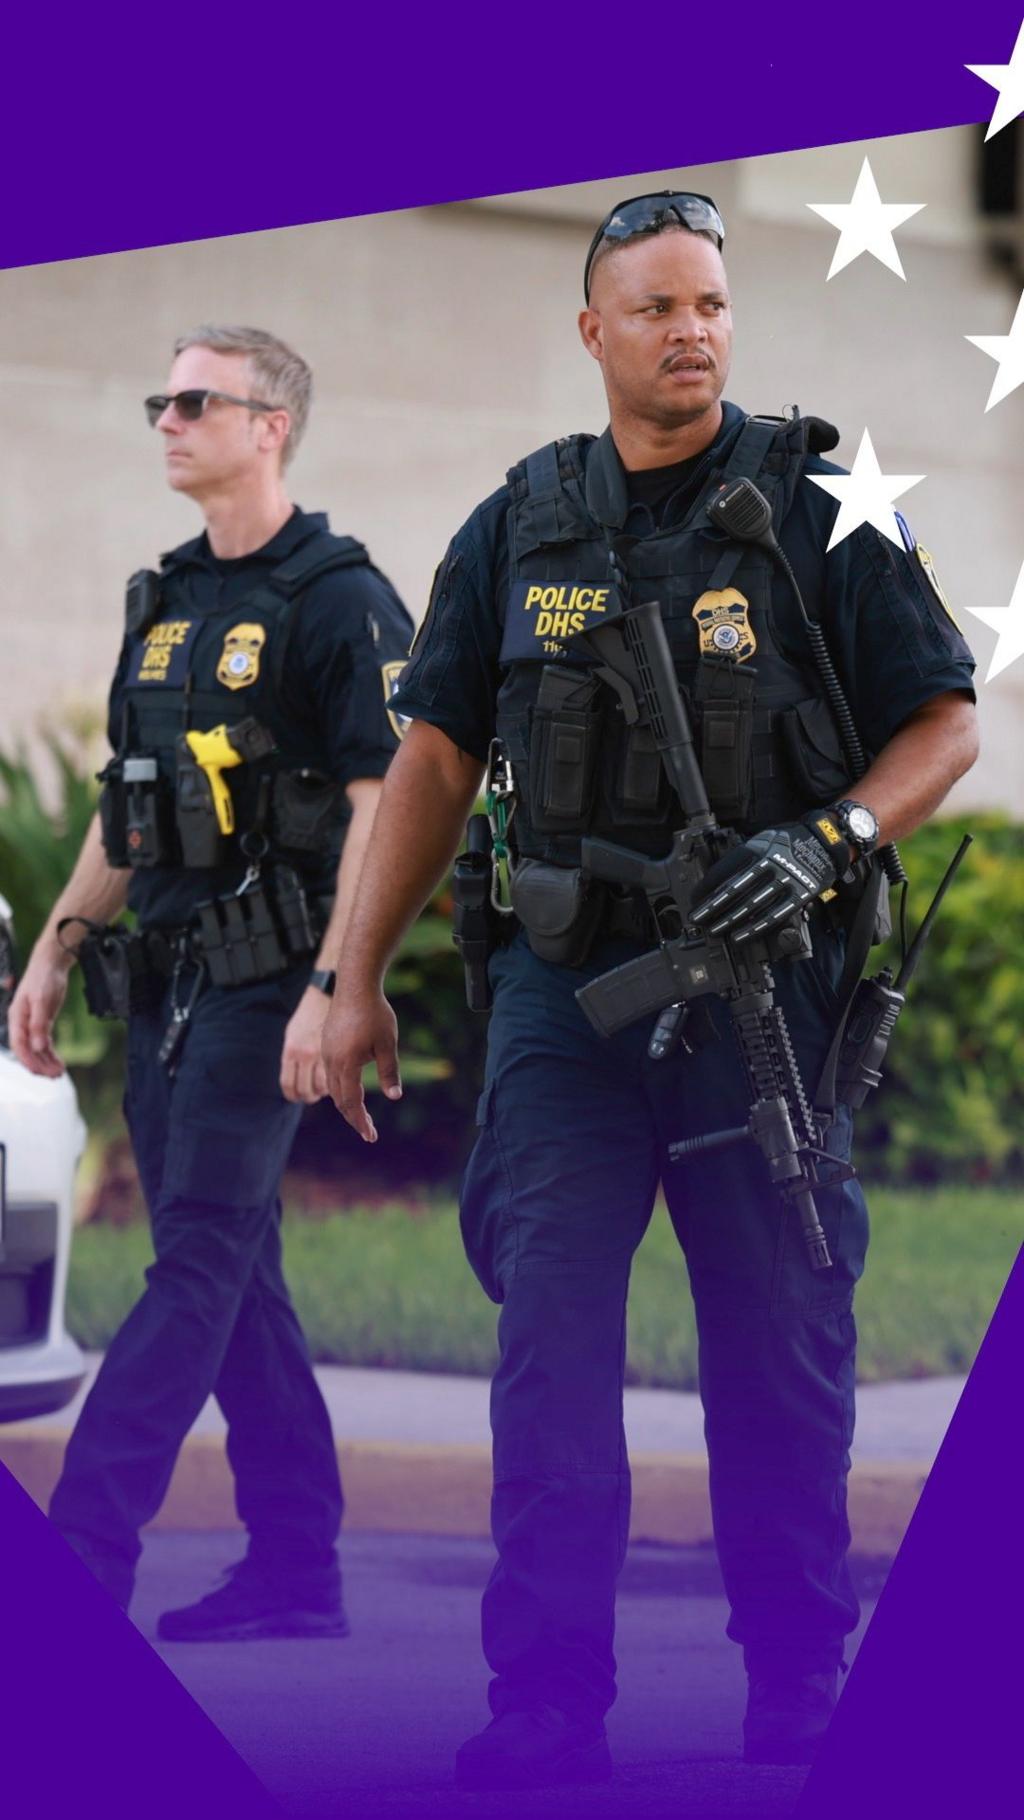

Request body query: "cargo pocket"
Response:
[162, 1059, 301, 1209]
[459, 1081, 515, 1304]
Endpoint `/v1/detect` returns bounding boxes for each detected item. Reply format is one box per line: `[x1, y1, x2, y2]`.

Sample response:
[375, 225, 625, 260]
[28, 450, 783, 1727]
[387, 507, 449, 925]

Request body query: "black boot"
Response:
[157, 1552, 349, 1643]
[455, 1705, 613, 1791]
[743, 1668, 839, 1764]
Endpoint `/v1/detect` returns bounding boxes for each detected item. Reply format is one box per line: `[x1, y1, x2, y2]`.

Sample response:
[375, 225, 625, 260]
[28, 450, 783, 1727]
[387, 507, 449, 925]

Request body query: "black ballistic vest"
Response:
[108, 529, 372, 871]
[496, 413, 855, 866]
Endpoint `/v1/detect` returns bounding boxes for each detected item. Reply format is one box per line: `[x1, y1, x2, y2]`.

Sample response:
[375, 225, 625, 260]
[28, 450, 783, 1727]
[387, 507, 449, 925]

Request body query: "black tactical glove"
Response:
[690, 813, 850, 945]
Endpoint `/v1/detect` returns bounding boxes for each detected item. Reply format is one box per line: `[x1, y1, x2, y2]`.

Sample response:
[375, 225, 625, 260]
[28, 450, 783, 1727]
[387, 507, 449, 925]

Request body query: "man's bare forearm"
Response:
[316, 777, 384, 972]
[847, 692, 979, 845]
[39, 812, 130, 969]
[335, 721, 484, 993]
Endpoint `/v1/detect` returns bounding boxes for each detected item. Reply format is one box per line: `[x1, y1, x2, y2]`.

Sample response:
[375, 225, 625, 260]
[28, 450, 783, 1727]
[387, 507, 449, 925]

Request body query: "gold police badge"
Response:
[216, 622, 266, 691]
[691, 588, 757, 662]
[381, 659, 410, 739]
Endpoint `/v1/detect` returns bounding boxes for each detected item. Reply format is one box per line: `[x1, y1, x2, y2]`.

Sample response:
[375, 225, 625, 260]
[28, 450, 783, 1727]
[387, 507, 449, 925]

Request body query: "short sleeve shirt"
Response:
[391, 405, 976, 767]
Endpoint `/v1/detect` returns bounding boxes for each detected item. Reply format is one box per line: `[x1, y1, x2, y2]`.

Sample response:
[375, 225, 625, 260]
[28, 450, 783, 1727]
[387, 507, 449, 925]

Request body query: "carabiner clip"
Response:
[485, 739, 516, 916]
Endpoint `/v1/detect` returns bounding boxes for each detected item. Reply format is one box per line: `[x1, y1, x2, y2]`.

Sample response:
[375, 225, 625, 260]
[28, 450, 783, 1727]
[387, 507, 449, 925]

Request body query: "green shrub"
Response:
[854, 814, 1024, 1183]
[2, 732, 1021, 1190]
[0, 730, 127, 1136]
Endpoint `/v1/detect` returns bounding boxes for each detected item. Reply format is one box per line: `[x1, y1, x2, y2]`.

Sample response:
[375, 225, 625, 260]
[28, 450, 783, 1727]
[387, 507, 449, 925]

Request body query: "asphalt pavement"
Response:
[140, 1529, 885, 1820]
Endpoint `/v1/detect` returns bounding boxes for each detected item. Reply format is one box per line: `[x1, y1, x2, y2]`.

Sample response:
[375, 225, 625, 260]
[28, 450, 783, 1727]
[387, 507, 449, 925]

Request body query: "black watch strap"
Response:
[309, 968, 336, 997]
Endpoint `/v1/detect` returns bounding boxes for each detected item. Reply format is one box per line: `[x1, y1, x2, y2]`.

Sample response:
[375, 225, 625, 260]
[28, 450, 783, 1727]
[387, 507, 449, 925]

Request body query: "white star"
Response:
[806, 157, 925, 280]
[965, 561, 1024, 682]
[965, 286, 1024, 410]
[807, 429, 925, 553]
[966, 19, 1024, 141]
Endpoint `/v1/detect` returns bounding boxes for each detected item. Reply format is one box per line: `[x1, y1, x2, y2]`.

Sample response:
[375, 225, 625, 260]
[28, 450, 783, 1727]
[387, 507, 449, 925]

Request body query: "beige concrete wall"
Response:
[1, 126, 1018, 812]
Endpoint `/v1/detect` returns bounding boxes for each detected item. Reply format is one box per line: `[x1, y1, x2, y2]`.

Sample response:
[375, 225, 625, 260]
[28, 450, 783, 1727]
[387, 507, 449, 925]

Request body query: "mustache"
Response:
[660, 350, 714, 373]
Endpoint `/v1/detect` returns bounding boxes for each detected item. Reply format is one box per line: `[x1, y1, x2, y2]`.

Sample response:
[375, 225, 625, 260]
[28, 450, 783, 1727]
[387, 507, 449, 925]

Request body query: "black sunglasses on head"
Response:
[143, 389, 276, 428]
[583, 191, 726, 301]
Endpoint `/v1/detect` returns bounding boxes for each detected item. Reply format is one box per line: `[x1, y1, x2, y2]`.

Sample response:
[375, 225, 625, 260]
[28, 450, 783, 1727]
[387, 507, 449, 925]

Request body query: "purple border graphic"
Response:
[800, 1245, 1023, 1816]
[2, 4, 1022, 268]
[1, 3, 1021, 1815]
[0, 1463, 284, 1817]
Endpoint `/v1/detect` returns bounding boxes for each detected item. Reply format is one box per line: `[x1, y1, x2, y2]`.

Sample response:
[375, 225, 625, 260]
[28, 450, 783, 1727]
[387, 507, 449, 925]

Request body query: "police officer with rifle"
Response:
[10, 324, 411, 1636]
[322, 197, 978, 1781]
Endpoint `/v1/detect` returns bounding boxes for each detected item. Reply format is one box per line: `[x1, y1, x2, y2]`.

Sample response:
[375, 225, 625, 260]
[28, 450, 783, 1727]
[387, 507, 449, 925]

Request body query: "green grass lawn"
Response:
[65, 1189, 1021, 1388]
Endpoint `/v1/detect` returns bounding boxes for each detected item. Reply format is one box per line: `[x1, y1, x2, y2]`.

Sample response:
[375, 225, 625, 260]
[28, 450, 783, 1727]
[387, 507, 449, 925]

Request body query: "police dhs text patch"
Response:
[129, 618, 199, 686]
[499, 581, 623, 663]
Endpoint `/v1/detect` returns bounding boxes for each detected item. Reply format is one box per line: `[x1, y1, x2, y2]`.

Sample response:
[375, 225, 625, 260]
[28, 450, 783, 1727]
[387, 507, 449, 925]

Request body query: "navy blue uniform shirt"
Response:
[392, 403, 976, 766]
[108, 507, 413, 927]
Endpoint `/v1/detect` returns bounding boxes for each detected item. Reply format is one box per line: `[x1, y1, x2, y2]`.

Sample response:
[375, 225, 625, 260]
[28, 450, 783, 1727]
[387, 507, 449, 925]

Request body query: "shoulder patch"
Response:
[894, 512, 961, 630]
[381, 660, 410, 739]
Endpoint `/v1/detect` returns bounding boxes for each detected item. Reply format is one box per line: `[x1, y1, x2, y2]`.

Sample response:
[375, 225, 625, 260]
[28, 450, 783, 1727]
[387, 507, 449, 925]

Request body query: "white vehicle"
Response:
[0, 894, 86, 1420]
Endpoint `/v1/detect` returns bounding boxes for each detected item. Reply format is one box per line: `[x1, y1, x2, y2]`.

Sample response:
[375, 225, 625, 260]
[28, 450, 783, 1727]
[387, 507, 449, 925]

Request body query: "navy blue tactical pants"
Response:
[460, 927, 868, 1723]
[50, 965, 342, 1604]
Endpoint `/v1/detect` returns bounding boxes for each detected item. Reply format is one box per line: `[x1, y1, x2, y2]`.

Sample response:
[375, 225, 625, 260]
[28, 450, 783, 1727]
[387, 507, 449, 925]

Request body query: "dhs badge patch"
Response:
[217, 623, 266, 691]
[499, 581, 623, 663]
[691, 589, 756, 662]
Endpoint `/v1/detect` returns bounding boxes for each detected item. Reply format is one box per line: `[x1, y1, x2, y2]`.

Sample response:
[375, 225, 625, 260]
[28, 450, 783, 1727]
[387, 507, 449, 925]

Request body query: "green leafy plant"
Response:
[855, 814, 1024, 1183]
[3, 729, 1022, 1194]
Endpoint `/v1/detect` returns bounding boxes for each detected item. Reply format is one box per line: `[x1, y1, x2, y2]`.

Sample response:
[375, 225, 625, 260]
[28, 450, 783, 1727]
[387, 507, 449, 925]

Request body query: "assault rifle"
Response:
[570, 598, 849, 1272]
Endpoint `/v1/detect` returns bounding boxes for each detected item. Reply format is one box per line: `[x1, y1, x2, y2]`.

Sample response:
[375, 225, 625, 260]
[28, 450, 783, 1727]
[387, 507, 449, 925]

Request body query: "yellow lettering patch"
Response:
[500, 580, 622, 663]
[130, 618, 197, 686]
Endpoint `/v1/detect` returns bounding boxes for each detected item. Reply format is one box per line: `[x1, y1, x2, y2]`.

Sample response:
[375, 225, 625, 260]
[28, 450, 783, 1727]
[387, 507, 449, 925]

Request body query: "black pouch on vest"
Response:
[527, 666, 603, 834]
[693, 659, 756, 826]
[96, 757, 130, 867]
[196, 886, 286, 987]
[606, 720, 671, 825]
[271, 769, 341, 853]
[175, 737, 228, 869]
[779, 698, 851, 803]
[76, 926, 159, 1019]
[194, 870, 319, 987]
[273, 866, 319, 956]
[97, 755, 173, 869]
[509, 857, 604, 967]
[125, 569, 161, 638]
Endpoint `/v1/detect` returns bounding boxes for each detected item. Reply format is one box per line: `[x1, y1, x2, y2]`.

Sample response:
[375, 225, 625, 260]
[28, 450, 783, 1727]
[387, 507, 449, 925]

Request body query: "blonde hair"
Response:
[173, 324, 312, 467]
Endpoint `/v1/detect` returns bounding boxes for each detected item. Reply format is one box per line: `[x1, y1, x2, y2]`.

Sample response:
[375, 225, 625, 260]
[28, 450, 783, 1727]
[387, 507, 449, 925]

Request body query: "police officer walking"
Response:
[322, 197, 978, 1782]
[10, 324, 412, 1638]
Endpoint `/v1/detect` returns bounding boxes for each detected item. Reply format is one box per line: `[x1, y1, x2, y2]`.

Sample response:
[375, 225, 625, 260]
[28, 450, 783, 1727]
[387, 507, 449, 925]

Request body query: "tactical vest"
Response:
[99, 527, 372, 874]
[496, 412, 856, 867]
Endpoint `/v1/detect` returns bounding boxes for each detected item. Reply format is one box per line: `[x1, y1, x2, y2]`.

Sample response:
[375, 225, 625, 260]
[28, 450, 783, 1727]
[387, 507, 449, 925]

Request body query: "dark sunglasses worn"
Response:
[143, 389, 276, 428]
[583, 191, 725, 301]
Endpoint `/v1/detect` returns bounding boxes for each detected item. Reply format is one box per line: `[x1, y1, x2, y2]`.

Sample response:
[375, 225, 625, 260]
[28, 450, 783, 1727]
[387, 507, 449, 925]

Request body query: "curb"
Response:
[0, 1428, 926, 1556]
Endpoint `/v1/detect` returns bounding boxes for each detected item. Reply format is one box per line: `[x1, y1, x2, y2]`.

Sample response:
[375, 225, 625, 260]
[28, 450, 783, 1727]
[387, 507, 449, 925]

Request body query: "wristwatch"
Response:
[831, 800, 880, 860]
[309, 968, 336, 997]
